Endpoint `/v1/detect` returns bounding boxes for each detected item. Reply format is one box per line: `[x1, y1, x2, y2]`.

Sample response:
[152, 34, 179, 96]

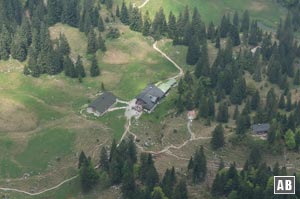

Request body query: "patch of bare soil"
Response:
[103, 49, 130, 64]
[0, 98, 37, 132]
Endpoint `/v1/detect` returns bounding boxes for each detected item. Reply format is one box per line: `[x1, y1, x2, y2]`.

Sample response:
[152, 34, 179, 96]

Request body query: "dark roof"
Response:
[89, 92, 117, 114]
[252, 123, 270, 133]
[137, 84, 165, 111]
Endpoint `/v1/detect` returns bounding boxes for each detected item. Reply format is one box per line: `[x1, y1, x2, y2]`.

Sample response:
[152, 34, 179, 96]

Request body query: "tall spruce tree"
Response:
[186, 35, 200, 65]
[217, 102, 229, 123]
[87, 29, 97, 54]
[211, 124, 225, 149]
[90, 55, 100, 77]
[75, 55, 86, 78]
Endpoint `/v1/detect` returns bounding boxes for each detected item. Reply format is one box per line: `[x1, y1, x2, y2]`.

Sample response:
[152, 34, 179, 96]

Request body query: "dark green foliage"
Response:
[98, 15, 105, 32]
[63, 56, 77, 78]
[251, 90, 260, 111]
[230, 77, 247, 105]
[294, 69, 300, 85]
[151, 187, 168, 199]
[168, 11, 177, 39]
[80, 157, 99, 192]
[229, 24, 240, 46]
[211, 124, 225, 149]
[87, 29, 97, 54]
[130, 7, 143, 32]
[11, 27, 28, 62]
[116, 5, 120, 17]
[90, 55, 100, 77]
[220, 15, 230, 38]
[75, 55, 86, 78]
[215, 33, 220, 48]
[265, 88, 278, 120]
[0, 25, 11, 60]
[120, 1, 130, 25]
[99, 147, 109, 172]
[152, 7, 168, 39]
[186, 35, 200, 65]
[58, 33, 70, 56]
[47, 0, 62, 25]
[195, 42, 210, 78]
[78, 151, 88, 169]
[161, 167, 176, 199]
[233, 105, 239, 120]
[188, 146, 207, 183]
[248, 147, 261, 168]
[173, 179, 188, 199]
[241, 10, 250, 33]
[107, 27, 120, 39]
[121, 161, 136, 199]
[97, 33, 107, 52]
[248, 21, 261, 46]
[143, 11, 152, 36]
[61, 0, 79, 27]
[286, 92, 292, 112]
[105, 0, 113, 10]
[217, 102, 229, 123]
[278, 94, 286, 109]
[207, 22, 215, 41]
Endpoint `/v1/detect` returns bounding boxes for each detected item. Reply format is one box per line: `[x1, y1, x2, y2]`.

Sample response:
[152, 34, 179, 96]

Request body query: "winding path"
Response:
[0, 175, 78, 196]
[138, 0, 151, 9]
[153, 41, 184, 79]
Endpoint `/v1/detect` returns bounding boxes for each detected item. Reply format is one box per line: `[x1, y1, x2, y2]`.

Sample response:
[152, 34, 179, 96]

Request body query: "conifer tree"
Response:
[286, 92, 292, 112]
[99, 147, 109, 172]
[152, 7, 168, 38]
[173, 180, 188, 199]
[121, 161, 136, 199]
[116, 5, 120, 17]
[120, 1, 130, 25]
[207, 22, 215, 41]
[87, 29, 97, 54]
[251, 90, 260, 111]
[61, 0, 79, 27]
[294, 69, 300, 85]
[191, 146, 207, 183]
[0, 26, 11, 60]
[63, 56, 77, 78]
[98, 15, 105, 32]
[265, 88, 278, 120]
[217, 102, 229, 123]
[168, 11, 177, 39]
[143, 11, 151, 36]
[90, 55, 100, 77]
[220, 15, 230, 38]
[97, 33, 107, 52]
[241, 10, 250, 33]
[151, 187, 168, 199]
[75, 55, 86, 78]
[211, 124, 225, 149]
[278, 94, 286, 109]
[58, 33, 70, 56]
[80, 158, 99, 192]
[47, 0, 62, 25]
[186, 35, 200, 65]
[130, 7, 143, 32]
[161, 167, 176, 199]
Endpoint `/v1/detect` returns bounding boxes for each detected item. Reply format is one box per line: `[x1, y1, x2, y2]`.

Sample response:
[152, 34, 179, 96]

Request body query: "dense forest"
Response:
[1, 0, 300, 198]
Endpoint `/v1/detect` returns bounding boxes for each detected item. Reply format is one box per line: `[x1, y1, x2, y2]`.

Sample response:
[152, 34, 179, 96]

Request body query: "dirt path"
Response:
[117, 118, 132, 146]
[138, 0, 151, 8]
[0, 175, 78, 196]
[153, 41, 184, 79]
